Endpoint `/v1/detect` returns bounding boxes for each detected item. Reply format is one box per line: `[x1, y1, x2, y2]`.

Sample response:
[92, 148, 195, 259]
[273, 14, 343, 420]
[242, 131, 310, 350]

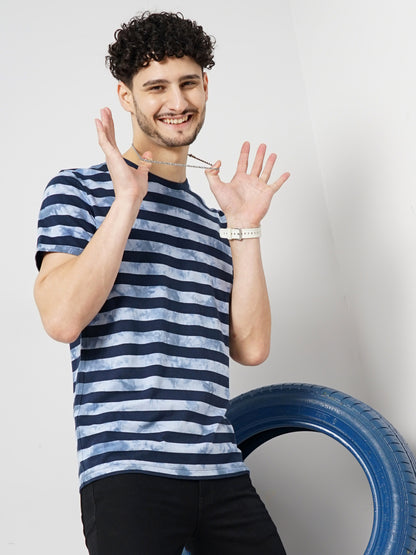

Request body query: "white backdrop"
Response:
[2, 0, 415, 553]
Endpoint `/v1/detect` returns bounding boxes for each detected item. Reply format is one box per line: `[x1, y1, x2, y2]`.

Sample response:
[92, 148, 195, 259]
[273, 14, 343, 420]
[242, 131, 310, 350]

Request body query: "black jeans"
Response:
[81, 472, 286, 554]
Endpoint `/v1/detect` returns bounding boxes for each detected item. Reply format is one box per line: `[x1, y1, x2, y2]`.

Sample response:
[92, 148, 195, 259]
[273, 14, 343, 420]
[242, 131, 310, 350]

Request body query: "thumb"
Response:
[270, 171, 291, 195]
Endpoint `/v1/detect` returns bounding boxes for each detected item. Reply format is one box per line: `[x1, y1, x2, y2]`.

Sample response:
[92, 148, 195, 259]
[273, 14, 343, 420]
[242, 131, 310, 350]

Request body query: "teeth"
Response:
[161, 116, 189, 125]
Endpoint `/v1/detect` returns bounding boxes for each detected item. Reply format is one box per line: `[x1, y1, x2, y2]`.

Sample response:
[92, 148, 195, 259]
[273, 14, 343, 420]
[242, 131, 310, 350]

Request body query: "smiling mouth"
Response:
[158, 114, 193, 125]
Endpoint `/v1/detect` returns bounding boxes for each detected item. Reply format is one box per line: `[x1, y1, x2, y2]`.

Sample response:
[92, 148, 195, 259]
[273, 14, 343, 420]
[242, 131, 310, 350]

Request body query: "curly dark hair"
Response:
[106, 12, 216, 87]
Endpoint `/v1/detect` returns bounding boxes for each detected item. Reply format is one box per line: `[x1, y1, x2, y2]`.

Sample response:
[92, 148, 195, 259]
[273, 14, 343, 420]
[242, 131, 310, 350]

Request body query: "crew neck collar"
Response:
[123, 158, 190, 191]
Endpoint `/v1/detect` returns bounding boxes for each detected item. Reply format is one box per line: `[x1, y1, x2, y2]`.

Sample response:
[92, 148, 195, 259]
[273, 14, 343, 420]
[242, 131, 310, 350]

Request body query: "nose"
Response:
[166, 85, 188, 113]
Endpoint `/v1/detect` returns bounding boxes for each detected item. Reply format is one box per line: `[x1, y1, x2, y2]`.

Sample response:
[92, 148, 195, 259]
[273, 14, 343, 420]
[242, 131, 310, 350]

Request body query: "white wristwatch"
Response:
[219, 227, 261, 240]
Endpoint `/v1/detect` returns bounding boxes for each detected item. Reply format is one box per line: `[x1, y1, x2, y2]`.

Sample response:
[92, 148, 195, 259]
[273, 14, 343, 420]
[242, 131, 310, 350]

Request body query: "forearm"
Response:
[205, 142, 289, 364]
[34, 196, 141, 343]
[229, 238, 271, 365]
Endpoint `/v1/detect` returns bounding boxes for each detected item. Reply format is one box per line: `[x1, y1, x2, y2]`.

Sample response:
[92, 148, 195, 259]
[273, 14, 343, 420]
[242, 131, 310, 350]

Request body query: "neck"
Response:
[124, 142, 189, 183]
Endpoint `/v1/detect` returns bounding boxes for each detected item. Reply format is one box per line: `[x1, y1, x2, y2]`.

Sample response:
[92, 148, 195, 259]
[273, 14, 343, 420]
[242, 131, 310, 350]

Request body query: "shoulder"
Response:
[45, 162, 109, 192]
[42, 162, 114, 209]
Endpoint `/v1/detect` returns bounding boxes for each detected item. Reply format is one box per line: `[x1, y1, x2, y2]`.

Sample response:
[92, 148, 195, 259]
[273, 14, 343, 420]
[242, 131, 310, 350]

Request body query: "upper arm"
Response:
[36, 251, 77, 280]
[34, 252, 77, 302]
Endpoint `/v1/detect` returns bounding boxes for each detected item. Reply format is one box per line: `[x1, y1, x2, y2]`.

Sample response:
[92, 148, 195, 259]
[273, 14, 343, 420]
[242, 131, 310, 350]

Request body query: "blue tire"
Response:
[225, 383, 416, 555]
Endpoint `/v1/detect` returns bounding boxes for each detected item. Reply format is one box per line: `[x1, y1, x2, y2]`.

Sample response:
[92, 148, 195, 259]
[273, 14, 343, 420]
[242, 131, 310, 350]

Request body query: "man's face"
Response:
[129, 56, 208, 148]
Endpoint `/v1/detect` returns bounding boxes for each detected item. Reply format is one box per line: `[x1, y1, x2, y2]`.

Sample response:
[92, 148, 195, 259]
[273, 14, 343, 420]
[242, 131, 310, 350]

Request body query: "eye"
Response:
[148, 85, 165, 92]
[181, 80, 198, 88]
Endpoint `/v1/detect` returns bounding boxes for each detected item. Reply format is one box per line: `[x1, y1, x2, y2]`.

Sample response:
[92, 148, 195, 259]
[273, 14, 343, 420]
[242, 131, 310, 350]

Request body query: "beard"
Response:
[133, 99, 206, 148]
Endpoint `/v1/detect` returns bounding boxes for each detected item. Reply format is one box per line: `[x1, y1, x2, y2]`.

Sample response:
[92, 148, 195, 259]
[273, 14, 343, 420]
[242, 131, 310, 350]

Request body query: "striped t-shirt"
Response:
[36, 160, 248, 489]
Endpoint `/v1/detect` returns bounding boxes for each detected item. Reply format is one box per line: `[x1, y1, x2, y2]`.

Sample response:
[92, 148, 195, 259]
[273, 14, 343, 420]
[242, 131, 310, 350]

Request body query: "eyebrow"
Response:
[142, 74, 202, 88]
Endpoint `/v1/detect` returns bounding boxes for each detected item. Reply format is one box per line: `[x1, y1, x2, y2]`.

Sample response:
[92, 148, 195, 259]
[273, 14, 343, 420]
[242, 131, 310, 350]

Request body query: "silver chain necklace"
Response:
[131, 144, 217, 170]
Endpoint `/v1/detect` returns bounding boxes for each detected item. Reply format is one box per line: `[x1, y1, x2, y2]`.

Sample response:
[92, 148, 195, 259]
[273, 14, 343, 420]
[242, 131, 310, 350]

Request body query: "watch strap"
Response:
[219, 227, 261, 240]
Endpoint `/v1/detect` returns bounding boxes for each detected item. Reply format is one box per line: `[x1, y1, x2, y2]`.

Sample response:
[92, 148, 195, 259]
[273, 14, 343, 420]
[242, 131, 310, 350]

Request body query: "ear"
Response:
[117, 81, 134, 113]
[203, 72, 209, 102]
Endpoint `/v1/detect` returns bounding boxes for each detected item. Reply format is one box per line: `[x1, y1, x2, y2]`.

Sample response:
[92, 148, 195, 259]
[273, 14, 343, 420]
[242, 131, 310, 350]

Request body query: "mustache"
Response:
[156, 109, 198, 119]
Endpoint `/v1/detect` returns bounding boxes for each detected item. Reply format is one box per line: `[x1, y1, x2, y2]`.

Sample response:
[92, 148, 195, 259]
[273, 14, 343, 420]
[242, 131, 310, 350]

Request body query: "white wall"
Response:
[1, 0, 413, 553]
[290, 0, 416, 446]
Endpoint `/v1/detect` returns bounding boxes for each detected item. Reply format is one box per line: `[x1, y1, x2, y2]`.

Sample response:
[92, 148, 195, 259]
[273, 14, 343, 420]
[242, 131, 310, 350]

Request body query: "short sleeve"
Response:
[36, 170, 97, 270]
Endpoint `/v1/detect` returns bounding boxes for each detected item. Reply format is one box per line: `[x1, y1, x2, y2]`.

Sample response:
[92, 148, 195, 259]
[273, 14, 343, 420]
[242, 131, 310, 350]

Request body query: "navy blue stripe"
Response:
[83, 319, 229, 346]
[129, 226, 231, 264]
[41, 192, 93, 213]
[122, 251, 232, 284]
[47, 174, 100, 198]
[38, 214, 97, 235]
[115, 274, 230, 303]
[71, 359, 80, 378]
[70, 162, 189, 191]
[81, 342, 229, 366]
[85, 188, 220, 225]
[81, 449, 242, 469]
[100, 296, 229, 325]
[76, 365, 229, 388]
[90, 196, 220, 227]
[135, 210, 224, 244]
[144, 191, 218, 224]
[48, 174, 89, 190]
[72, 170, 112, 184]
[78, 430, 236, 451]
[75, 410, 228, 428]
[74, 388, 228, 409]
[37, 234, 88, 250]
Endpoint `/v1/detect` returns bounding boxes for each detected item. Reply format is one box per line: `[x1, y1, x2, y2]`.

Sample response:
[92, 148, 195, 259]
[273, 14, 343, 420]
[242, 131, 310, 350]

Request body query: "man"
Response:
[35, 11, 289, 555]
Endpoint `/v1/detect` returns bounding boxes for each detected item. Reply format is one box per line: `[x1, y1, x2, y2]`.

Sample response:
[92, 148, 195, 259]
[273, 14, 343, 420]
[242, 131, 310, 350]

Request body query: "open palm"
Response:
[205, 142, 290, 228]
[95, 107, 152, 203]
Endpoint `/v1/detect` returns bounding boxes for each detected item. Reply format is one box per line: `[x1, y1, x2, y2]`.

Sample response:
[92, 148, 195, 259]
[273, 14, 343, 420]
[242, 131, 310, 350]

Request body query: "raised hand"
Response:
[95, 107, 152, 203]
[205, 142, 290, 228]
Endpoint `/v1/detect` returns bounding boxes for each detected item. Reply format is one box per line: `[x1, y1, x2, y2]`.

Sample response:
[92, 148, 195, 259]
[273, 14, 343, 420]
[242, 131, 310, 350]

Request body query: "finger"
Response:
[107, 108, 116, 145]
[207, 160, 221, 172]
[95, 118, 113, 154]
[236, 142, 250, 174]
[270, 171, 291, 194]
[100, 107, 116, 148]
[205, 160, 222, 189]
[250, 143, 267, 176]
[95, 115, 123, 164]
[137, 150, 153, 172]
[136, 150, 153, 163]
[260, 153, 277, 183]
